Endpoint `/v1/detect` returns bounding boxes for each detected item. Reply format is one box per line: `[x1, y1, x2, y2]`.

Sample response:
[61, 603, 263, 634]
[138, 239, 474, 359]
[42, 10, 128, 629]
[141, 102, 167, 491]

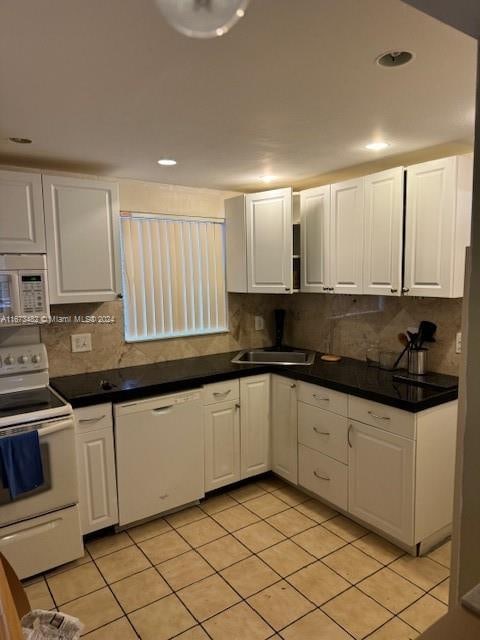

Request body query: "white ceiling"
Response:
[0, 0, 476, 191]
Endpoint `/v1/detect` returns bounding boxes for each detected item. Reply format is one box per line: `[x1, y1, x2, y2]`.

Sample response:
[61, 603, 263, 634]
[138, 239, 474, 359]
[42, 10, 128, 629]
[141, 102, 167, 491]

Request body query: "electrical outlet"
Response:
[456, 332, 462, 354]
[254, 315, 264, 331]
[71, 333, 92, 353]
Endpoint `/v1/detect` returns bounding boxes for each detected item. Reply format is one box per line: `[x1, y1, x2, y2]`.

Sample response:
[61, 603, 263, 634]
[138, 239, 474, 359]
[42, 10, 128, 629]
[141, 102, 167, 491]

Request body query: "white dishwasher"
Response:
[114, 389, 204, 526]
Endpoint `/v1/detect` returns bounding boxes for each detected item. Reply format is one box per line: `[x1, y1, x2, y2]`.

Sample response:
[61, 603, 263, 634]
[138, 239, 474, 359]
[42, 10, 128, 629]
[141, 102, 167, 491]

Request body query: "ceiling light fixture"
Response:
[155, 0, 250, 39]
[8, 137, 32, 144]
[157, 158, 177, 166]
[376, 50, 414, 68]
[365, 141, 390, 151]
[259, 175, 276, 184]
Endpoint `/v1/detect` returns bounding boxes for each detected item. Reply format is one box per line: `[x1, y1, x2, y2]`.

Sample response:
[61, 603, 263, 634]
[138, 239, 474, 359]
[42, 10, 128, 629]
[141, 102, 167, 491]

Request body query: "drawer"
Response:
[348, 395, 416, 439]
[203, 379, 239, 405]
[299, 445, 348, 511]
[297, 381, 348, 416]
[75, 403, 113, 432]
[0, 505, 83, 580]
[298, 402, 348, 464]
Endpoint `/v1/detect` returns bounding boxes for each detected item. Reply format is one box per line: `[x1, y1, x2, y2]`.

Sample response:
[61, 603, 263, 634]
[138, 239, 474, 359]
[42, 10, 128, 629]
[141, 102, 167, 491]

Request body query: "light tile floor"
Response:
[24, 475, 451, 639]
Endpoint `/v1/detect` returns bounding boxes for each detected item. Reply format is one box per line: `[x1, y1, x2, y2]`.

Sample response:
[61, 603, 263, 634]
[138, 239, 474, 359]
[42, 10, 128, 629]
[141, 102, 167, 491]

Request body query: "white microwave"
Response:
[0, 254, 50, 325]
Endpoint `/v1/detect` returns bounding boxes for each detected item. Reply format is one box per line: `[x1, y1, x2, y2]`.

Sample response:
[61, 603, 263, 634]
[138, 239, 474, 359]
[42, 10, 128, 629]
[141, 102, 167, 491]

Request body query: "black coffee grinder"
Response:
[273, 309, 286, 350]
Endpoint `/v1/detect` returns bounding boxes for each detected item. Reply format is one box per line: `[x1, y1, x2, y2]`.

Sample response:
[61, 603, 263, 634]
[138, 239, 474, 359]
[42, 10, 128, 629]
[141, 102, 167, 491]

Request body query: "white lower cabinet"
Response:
[204, 400, 241, 491]
[240, 375, 271, 479]
[75, 404, 118, 535]
[77, 428, 119, 534]
[299, 444, 348, 511]
[348, 420, 415, 545]
[271, 375, 298, 485]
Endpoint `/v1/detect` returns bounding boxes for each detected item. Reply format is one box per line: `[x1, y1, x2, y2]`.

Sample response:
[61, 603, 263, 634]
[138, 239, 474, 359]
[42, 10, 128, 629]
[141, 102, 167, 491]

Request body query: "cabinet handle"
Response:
[313, 427, 330, 436]
[313, 470, 330, 481]
[213, 390, 231, 398]
[313, 394, 330, 402]
[290, 383, 296, 389]
[117, 292, 123, 299]
[285, 287, 291, 292]
[402, 287, 410, 293]
[159, 494, 169, 500]
[323, 286, 329, 291]
[347, 424, 353, 448]
[78, 415, 106, 424]
[390, 288, 398, 293]
[368, 410, 391, 421]
[235, 403, 240, 410]
[329, 287, 335, 291]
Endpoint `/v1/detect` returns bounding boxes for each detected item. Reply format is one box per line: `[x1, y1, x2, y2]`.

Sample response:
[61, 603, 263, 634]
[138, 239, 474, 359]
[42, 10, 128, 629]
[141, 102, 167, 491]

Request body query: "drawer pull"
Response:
[79, 415, 106, 424]
[313, 427, 330, 436]
[235, 403, 240, 410]
[159, 494, 169, 500]
[347, 424, 353, 448]
[313, 470, 330, 481]
[313, 394, 330, 402]
[290, 383, 296, 389]
[368, 410, 391, 421]
[213, 390, 231, 397]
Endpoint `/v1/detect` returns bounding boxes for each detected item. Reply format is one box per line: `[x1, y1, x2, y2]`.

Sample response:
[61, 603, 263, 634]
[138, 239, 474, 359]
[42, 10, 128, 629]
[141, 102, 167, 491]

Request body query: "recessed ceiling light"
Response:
[259, 175, 276, 183]
[365, 142, 390, 151]
[376, 50, 414, 67]
[157, 158, 177, 166]
[236, 9, 245, 17]
[8, 137, 32, 144]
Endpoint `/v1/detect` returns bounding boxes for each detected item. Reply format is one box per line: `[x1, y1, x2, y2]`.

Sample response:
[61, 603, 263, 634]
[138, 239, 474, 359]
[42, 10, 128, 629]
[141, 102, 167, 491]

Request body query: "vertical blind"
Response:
[121, 213, 227, 342]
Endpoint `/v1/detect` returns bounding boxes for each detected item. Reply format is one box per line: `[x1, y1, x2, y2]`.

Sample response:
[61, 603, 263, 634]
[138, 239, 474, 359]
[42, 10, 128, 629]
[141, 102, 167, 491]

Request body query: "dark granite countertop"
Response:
[50, 349, 458, 413]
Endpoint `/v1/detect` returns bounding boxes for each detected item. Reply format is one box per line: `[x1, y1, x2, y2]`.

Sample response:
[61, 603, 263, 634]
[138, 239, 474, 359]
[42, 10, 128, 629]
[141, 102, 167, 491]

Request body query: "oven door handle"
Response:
[38, 418, 74, 437]
[0, 417, 74, 439]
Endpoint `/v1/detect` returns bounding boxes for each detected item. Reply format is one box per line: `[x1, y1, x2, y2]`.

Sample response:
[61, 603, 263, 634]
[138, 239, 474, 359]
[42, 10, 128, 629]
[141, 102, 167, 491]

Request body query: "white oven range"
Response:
[0, 343, 83, 579]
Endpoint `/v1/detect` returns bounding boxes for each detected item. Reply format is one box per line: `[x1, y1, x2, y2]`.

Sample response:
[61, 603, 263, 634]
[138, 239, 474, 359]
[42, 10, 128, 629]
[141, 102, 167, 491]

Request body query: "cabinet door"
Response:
[300, 185, 331, 292]
[240, 375, 271, 479]
[43, 175, 121, 303]
[0, 170, 45, 253]
[246, 188, 292, 293]
[77, 428, 118, 534]
[204, 400, 241, 491]
[364, 168, 403, 296]
[404, 157, 457, 297]
[331, 178, 364, 294]
[271, 376, 298, 484]
[348, 420, 414, 545]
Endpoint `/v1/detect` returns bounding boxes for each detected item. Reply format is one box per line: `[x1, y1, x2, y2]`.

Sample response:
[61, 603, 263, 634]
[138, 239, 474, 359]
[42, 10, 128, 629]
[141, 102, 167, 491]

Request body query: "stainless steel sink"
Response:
[231, 349, 315, 366]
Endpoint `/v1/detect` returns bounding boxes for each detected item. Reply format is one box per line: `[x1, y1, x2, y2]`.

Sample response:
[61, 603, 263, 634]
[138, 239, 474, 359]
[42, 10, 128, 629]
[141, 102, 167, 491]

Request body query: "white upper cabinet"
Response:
[0, 170, 45, 253]
[330, 178, 364, 294]
[43, 175, 121, 304]
[246, 188, 293, 293]
[363, 168, 404, 296]
[300, 185, 331, 293]
[225, 188, 293, 294]
[404, 155, 473, 298]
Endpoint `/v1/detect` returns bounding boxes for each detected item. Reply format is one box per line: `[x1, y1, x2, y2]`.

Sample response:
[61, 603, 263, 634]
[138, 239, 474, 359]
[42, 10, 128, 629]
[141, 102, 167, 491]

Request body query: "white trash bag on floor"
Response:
[21, 610, 83, 640]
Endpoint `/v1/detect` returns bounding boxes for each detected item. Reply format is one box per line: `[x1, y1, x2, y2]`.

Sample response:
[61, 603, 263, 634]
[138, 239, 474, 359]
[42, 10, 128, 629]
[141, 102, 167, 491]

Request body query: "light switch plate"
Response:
[71, 333, 92, 353]
[456, 332, 462, 354]
[254, 315, 264, 331]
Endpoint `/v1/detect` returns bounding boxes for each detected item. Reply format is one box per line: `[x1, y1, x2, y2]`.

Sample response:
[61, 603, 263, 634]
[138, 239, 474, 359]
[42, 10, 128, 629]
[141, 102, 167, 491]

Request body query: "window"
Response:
[121, 213, 227, 341]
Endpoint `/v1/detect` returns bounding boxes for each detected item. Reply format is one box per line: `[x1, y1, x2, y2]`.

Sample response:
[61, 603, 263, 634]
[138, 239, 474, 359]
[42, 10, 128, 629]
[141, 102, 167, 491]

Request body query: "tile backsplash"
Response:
[39, 292, 463, 378]
[40, 294, 279, 378]
[282, 294, 463, 376]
